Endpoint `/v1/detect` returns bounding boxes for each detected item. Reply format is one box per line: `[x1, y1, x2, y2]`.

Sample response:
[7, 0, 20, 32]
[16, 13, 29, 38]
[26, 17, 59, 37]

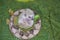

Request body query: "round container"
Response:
[9, 8, 41, 40]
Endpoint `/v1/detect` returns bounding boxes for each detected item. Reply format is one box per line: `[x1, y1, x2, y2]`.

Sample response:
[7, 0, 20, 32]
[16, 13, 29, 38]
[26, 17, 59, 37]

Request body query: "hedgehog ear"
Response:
[19, 11, 21, 14]
[18, 11, 21, 16]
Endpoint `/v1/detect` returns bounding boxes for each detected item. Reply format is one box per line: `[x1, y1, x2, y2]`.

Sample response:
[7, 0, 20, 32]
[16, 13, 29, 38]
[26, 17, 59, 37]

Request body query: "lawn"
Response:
[0, 0, 60, 40]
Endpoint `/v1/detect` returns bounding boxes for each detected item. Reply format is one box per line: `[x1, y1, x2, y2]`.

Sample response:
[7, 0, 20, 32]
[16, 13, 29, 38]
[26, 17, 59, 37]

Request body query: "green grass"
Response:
[0, 0, 60, 40]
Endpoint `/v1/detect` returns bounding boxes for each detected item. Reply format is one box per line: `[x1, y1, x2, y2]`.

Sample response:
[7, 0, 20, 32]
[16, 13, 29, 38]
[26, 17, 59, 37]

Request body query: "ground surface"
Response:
[0, 0, 60, 40]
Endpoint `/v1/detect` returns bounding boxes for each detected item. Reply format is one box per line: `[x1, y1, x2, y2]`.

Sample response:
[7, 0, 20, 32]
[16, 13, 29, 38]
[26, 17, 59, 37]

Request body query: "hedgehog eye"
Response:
[28, 16, 34, 20]
[29, 16, 31, 18]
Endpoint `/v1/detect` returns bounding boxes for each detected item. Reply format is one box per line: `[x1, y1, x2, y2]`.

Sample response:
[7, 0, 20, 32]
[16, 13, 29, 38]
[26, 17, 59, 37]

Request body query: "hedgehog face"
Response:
[18, 9, 34, 29]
